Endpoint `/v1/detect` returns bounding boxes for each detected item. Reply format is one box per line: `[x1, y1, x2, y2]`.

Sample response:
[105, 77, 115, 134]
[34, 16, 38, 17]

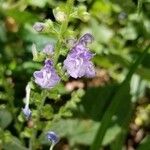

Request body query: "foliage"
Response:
[0, 0, 150, 150]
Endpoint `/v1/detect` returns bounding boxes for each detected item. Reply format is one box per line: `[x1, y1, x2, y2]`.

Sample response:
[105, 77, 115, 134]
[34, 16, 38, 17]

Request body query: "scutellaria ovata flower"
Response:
[47, 131, 59, 144]
[64, 33, 95, 78]
[33, 59, 60, 89]
[22, 84, 32, 120]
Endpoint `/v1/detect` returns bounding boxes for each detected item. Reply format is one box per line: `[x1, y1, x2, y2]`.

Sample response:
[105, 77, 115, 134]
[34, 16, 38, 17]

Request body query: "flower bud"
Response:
[45, 19, 53, 29]
[47, 131, 59, 144]
[33, 22, 45, 32]
[32, 44, 38, 60]
[33, 20, 54, 33]
[43, 43, 54, 55]
[77, 5, 90, 22]
[53, 7, 67, 22]
[81, 12, 90, 22]
[32, 44, 45, 62]
[22, 106, 32, 120]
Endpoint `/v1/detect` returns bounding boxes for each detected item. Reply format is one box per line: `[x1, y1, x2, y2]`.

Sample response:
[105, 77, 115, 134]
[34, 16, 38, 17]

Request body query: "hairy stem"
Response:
[29, 90, 47, 150]
[53, 0, 74, 65]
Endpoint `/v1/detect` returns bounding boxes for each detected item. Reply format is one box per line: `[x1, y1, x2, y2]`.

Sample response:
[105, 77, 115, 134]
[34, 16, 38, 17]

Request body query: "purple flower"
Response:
[78, 33, 94, 46]
[33, 60, 60, 89]
[33, 22, 45, 32]
[64, 33, 95, 78]
[47, 131, 59, 144]
[22, 106, 31, 120]
[43, 43, 54, 55]
[22, 84, 32, 120]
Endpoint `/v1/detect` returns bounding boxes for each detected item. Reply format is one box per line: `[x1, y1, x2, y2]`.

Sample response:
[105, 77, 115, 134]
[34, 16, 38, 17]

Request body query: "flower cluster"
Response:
[33, 28, 95, 89]
[64, 33, 95, 78]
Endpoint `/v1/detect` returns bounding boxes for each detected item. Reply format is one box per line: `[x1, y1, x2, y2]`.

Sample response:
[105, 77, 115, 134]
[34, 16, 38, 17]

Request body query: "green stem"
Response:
[29, 90, 47, 150]
[137, 0, 143, 14]
[90, 45, 149, 150]
[53, 0, 74, 66]
[49, 144, 54, 150]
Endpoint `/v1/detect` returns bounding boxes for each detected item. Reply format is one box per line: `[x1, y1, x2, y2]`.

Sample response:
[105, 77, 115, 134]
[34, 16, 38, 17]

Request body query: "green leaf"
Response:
[41, 105, 53, 119]
[80, 84, 118, 121]
[3, 136, 27, 150]
[20, 28, 55, 46]
[90, 45, 149, 150]
[137, 0, 143, 13]
[103, 124, 121, 146]
[139, 52, 150, 68]
[0, 22, 7, 42]
[136, 67, 150, 80]
[42, 119, 121, 146]
[0, 109, 12, 129]
[137, 135, 150, 150]
[6, 9, 38, 24]
[91, 19, 113, 43]
[119, 23, 138, 40]
[28, 0, 49, 8]
[97, 53, 150, 81]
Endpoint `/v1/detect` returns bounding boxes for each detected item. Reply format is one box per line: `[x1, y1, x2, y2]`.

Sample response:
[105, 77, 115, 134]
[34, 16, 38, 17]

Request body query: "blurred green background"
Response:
[0, 0, 150, 150]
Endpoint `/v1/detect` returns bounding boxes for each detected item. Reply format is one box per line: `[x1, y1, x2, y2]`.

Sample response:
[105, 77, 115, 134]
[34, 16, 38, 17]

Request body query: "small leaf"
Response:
[41, 105, 54, 119]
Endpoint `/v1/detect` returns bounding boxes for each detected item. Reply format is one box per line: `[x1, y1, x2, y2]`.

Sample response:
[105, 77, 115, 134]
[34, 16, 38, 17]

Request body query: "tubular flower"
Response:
[64, 33, 95, 78]
[22, 84, 32, 120]
[22, 106, 31, 119]
[47, 131, 59, 144]
[33, 59, 60, 89]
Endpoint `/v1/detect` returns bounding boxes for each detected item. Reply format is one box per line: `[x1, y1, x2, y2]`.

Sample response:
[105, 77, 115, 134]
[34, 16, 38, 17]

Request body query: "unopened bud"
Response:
[77, 5, 90, 22]
[32, 44, 45, 62]
[82, 12, 90, 22]
[53, 7, 67, 22]
[33, 22, 45, 32]
[45, 19, 53, 28]
[43, 43, 54, 55]
[32, 44, 38, 60]
[47, 131, 59, 144]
